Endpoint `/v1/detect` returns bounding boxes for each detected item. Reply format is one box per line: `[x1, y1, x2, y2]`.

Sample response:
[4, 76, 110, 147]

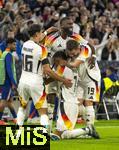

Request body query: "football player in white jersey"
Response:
[66, 39, 101, 138]
[16, 24, 72, 130]
[45, 17, 88, 56]
[49, 51, 99, 140]
[44, 17, 88, 128]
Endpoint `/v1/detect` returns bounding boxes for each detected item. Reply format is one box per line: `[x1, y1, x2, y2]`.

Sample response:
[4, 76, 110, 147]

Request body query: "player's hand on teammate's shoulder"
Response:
[88, 56, 96, 69]
[63, 78, 72, 88]
[46, 26, 59, 34]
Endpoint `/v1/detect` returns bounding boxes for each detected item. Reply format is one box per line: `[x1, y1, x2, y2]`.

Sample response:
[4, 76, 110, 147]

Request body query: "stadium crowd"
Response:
[0, 0, 119, 61]
[0, 0, 119, 140]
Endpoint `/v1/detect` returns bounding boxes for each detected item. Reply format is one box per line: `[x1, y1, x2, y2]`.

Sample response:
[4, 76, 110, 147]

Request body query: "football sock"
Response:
[85, 106, 95, 126]
[17, 107, 26, 126]
[40, 114, 49, 128]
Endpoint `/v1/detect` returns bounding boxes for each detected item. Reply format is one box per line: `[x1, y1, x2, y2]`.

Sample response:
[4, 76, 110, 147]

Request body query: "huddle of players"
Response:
[16, 17, 101, 140]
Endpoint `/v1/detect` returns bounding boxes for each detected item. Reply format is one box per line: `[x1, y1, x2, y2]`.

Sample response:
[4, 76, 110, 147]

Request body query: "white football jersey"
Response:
[20, 40, 48, 85]
[55, 66, 79, 104]
[77, 44, 101, 82]
[45, 32, 88, 57]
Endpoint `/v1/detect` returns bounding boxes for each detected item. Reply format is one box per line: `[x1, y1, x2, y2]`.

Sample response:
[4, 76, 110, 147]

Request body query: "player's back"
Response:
[20, 40, 44, 85]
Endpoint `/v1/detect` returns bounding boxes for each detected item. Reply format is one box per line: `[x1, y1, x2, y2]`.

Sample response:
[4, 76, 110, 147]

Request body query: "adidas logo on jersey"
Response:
[89, 96, 93, 99]
[57, 44, 62, 47]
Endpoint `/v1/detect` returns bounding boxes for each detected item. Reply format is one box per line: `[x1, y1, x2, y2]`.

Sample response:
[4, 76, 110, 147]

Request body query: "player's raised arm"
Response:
[39, 27, 59, 43]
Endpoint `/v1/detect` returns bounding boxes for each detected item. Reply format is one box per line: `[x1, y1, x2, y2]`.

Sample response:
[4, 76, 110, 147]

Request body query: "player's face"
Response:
[59, 59, 67, 66]
[53, 58, 67, 66]
[61, 19, 73, 36]
[67, 48, 80, 58]
[35, 31, 43, 43]
[11, 42, 16, 51]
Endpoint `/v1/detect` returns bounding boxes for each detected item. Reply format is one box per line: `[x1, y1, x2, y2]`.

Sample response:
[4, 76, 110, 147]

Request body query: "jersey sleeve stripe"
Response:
[80, 46, 89, 58]
[45, 33, 59, 47]
[71, 33, 86, 43]
[56, 65, 65, 76]
[40, 45, 48, 60]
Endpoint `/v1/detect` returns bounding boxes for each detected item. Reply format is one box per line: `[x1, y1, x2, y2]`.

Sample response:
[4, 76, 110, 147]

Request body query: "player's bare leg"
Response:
[6, 98, 17, 121]
[78, 99, 86, 121]
[47, 93, 57, 133]
[0, 100, 6, 122]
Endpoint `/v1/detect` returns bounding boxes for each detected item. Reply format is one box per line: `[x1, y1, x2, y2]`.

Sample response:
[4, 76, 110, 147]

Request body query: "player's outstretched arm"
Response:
[39, 27, 59, 42]
[46, 27, 59, 35]
[42, 64, 72, 88]
[87, 43, 95, 55]
[87, 43, 97, 69]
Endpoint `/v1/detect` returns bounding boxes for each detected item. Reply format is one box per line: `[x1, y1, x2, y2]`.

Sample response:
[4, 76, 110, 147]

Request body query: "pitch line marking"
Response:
[97, 126, 119, 128]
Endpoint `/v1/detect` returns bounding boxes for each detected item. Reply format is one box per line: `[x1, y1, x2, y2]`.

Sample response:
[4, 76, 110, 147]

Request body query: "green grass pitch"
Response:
[50, 120, 119, 150]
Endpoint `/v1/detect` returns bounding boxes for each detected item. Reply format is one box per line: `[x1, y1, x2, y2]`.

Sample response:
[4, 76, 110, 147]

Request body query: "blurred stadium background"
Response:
[0, 0, 119, 149]
[0, 0, 118, 120]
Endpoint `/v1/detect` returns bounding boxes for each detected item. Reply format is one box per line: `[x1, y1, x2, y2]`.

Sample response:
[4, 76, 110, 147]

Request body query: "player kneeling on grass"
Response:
[48, 51, 99, 140]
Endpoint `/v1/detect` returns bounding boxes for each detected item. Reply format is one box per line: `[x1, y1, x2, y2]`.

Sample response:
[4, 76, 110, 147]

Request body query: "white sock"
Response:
[40, 114, 49, 127]
[61, 128, 89, 139]
[85, 106, 95, 126]
[17, 107, 26, 126]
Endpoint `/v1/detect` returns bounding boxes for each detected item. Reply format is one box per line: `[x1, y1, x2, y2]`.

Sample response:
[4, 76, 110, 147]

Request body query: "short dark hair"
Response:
[6, 38, 15, 44]
[28, 24, 41, 37]
[66, 39, 79, 51]
[53, 51, 68, 60]
[60, 17, 70, 25]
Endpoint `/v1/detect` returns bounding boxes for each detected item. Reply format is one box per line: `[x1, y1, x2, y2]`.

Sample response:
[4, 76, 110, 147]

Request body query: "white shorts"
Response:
[56, 102, 79, 131]
[78, 80, 100, 102]
[18, 82, 47, 109]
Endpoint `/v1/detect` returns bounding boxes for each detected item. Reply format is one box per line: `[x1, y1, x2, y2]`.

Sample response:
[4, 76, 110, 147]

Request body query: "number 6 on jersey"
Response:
[22, 54, 33, 72]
